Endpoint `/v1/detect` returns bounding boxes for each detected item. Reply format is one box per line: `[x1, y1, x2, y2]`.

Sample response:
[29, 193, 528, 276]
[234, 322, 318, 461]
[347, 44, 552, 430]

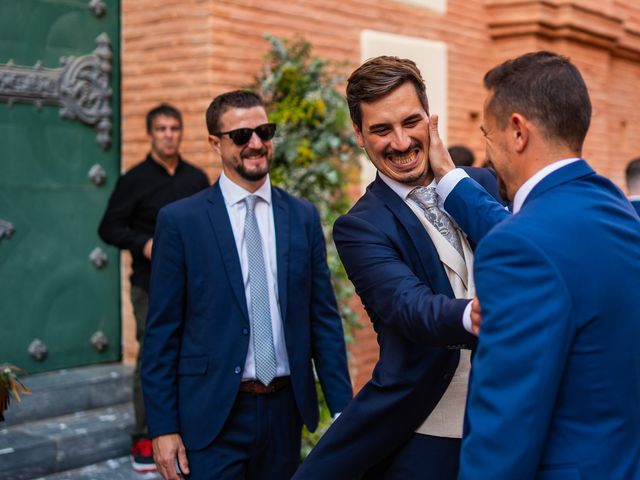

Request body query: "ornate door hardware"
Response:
[90, 331, 109, 352]
[0, 219, 14, 241]
[88, 163, 107, 186]
[28, 339, 48, 361]
[89, 0, 107, 17]
[0, 33, 113, 150]
[89, 246, 108, 269]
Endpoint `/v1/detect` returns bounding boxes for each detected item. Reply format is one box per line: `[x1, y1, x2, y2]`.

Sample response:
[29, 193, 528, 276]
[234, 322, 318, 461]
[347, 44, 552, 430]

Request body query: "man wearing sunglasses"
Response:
[141, 90, 352, 480]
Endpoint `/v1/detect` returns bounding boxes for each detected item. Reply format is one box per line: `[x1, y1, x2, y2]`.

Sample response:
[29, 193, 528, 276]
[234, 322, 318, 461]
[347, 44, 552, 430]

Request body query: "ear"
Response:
[208, 134, 221, 154]
[510, 114, 529, 153]
[353, 122, 365, 148]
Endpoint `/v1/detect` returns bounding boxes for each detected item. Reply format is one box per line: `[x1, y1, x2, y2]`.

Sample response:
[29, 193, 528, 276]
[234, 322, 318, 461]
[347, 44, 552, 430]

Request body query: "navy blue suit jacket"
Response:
[294, 168, 499, 479]
[446, 161, 640, 479]
[141, 181, 352, 450]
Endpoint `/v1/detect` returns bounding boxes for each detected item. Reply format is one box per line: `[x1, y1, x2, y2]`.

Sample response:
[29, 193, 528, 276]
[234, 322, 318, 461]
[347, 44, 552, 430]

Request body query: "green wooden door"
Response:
[0, 0, 121, 373]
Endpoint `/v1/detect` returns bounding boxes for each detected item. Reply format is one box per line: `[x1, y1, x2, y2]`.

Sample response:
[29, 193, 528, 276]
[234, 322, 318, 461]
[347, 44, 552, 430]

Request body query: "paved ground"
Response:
[37, 457, 162, 480]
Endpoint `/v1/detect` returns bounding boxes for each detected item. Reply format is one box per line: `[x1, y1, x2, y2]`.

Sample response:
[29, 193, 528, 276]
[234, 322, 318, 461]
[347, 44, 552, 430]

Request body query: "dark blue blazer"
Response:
[293, 168, 499, 479]
[141, 181, 352, 450]
[446, 161, 640, 479]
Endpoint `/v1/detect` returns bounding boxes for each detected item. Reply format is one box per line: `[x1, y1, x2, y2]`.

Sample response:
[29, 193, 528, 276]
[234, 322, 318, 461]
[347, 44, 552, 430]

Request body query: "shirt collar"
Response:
[146, 153, 183, 173]
[512, 157, 581, 214]
[378, 172, 436, 201]
[218, 171, 272, 207]
[628, 194, 640, 202]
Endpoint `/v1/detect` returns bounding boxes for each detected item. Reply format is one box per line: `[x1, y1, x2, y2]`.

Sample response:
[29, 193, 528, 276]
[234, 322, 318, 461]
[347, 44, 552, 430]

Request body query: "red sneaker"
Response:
[130, 438, 157, 472]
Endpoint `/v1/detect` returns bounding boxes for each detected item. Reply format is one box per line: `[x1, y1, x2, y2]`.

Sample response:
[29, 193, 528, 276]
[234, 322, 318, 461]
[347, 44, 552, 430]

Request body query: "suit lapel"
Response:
[272, 187, 289, 323]
[206, 182, 249, 323]
[370, 176, 455, 298]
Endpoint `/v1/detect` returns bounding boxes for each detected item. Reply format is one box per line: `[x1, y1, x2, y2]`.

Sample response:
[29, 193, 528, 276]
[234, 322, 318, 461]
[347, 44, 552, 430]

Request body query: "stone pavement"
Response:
[38, 456, 161, 480]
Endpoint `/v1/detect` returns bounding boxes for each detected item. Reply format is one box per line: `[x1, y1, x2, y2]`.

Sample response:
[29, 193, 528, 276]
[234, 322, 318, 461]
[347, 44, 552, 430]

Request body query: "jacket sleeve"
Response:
[140, 206, 185, 437]
[98, 174, 151, 256]
[308, 206, 353, 415]
[333, 213, 474, 347]
[444, 176, 511, 244]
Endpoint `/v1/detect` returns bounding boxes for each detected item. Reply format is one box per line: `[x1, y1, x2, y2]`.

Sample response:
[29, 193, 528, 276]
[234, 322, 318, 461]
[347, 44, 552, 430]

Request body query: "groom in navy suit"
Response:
[141, 90, 352, 480]
[429, 51, 640, 479]
[294, 57, 500, 479]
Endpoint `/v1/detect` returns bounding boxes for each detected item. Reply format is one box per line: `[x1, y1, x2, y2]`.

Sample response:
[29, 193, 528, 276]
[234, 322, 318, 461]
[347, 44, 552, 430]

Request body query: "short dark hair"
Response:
[448, 145, 475, 167]
[626, 157, 640, 192]
[346, 56, 429, 130]
[206, 90, 264, 134]
[483, 51, 591, 153]
[146, 103, 182, 133]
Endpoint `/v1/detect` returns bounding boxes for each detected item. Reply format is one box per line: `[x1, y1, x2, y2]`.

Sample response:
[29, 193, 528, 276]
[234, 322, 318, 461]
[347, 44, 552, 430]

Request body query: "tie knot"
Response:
[245, 194, 258, 213]
[409, 186, 438, 208]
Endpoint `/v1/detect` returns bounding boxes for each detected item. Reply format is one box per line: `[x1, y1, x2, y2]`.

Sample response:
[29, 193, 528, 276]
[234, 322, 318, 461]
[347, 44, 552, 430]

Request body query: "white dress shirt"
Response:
[218, 171, 290, 380]
[436, 157, 582, 331]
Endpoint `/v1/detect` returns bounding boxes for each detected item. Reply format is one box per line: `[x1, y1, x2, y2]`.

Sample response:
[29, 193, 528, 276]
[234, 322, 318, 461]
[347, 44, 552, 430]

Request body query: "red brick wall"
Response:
[121, 0, 640, 391]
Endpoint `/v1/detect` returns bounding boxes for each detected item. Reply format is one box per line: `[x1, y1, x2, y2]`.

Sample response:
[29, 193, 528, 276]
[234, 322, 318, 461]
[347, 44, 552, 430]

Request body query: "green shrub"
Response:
[252, 34, 362, 456]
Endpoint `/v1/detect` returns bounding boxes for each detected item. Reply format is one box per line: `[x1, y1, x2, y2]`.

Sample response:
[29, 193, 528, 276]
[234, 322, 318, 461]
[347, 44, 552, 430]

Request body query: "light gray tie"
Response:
[244, 195, 277, 386]
[408, 186, 464, 258]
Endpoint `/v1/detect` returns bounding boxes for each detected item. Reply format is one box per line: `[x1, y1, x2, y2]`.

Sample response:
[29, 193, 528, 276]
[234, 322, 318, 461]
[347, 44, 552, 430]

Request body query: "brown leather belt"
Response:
[238, 376, 291, 395]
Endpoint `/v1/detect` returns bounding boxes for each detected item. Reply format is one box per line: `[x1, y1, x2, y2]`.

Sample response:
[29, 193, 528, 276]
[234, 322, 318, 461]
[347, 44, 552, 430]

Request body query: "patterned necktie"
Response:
[408, 186, 464, 258]
[244, 195, 277, 386]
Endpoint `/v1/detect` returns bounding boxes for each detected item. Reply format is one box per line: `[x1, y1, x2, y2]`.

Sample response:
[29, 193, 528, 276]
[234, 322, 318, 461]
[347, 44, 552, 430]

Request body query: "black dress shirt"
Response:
[98, 154, 209, 291]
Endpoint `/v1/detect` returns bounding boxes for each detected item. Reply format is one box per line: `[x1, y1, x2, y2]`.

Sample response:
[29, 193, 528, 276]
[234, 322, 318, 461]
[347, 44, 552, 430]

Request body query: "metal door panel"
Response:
[0, 0, 120, 372]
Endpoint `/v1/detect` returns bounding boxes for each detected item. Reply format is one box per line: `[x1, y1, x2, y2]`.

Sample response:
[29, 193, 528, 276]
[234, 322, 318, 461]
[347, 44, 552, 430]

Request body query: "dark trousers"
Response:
[131, 285, 149, 442]
[364, 434, 461, 480]
[186, 385, 302, 480]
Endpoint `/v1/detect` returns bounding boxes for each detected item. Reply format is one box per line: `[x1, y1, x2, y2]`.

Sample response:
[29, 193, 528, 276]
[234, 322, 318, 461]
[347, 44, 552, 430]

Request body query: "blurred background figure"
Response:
[448, 145, 475, 167]
[625, 157, 640, 216]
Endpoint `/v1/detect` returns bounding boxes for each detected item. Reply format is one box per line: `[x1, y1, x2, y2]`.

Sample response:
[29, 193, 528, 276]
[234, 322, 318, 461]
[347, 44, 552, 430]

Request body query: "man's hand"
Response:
[152, 433, 189, 480]
[471, 296, 482, 336]
[428, 114, 456, 182]
[143, 238, 153, 259]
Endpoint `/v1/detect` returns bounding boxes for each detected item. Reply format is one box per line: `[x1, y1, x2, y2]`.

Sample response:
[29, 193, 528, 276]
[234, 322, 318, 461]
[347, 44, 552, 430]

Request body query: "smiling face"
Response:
[354, 82, 432, 186]
[209, 106, 273, 192]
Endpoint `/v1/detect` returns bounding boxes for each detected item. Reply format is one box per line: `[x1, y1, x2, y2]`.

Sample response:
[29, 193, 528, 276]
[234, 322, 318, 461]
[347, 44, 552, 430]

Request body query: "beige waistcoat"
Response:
[407, 202, 474, 439]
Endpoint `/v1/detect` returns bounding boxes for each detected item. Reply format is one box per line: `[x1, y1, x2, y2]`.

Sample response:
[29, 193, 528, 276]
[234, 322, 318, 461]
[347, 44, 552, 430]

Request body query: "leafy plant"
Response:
[0, 365, 31, 421]
[252, 35, 362, 456]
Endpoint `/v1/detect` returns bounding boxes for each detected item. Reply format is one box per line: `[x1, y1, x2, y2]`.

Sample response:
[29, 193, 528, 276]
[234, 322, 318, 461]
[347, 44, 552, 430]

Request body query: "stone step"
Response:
[36, 456, 161, 480]
[0, 403, 134, 480]
[3, 363, 133, 427]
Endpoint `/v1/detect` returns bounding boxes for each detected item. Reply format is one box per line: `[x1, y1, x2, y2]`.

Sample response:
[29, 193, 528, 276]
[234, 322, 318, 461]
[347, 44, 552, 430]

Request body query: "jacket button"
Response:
[234, 366, 241, 374]
[242, 328, 249, 335]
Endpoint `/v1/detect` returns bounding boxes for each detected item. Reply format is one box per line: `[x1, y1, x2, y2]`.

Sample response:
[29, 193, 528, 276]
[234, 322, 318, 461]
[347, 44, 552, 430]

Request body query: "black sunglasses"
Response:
[213, 123, 277, 146]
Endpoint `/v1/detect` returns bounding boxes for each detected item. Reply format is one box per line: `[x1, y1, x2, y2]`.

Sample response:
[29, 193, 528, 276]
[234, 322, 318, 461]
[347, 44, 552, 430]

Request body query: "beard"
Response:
[380, 140, 431, 185]
[235, 147, 271, 182]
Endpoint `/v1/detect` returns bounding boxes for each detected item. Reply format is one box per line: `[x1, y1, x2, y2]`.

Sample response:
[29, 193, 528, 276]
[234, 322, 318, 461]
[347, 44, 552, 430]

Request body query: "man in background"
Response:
[141, 90, 352, 480]
[98, 103, 210, 472]
[448, 145, 475, 167]
[625, 157, 640, 215]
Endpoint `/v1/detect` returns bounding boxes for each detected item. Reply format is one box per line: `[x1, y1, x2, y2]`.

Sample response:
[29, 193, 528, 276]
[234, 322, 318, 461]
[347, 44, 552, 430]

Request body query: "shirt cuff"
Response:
[462, 300, 474, 334]
[436, 168, 470, 205]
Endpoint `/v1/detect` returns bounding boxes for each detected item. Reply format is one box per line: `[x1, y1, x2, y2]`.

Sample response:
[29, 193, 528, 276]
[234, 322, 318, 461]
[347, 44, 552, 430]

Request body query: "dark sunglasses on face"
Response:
[213, 123, 277, 146]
